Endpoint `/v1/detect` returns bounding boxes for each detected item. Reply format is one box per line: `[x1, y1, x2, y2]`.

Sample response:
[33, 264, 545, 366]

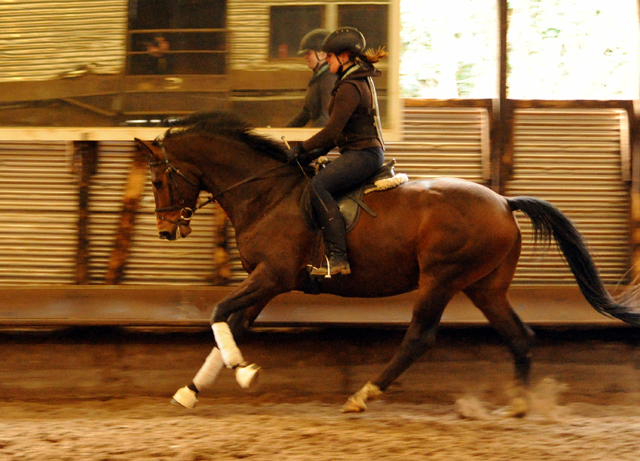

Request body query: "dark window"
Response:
[129, 0, 226, 29]
[338, 4, 388, 51]
[127, 0, 227, 75]
[269, 5, 324, 59]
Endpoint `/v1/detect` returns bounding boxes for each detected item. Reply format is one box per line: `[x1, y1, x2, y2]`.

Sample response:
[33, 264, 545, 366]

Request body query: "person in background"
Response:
[286, 27, 387, 278]
[147, 35, 170, 74]
[286, 29, 337, 128]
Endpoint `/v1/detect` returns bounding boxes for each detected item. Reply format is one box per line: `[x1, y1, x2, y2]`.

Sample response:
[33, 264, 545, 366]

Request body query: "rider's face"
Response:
[303, 50, 319, 70]
[303, 50, 326, 70]
[326, 52, 350, 73]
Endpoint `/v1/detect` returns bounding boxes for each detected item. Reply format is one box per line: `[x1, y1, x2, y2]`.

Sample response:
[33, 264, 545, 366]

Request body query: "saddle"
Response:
[299, 158, 409, 233]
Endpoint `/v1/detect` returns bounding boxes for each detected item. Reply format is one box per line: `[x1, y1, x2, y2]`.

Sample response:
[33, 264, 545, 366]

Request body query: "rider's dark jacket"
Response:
[299, 61, 383, 155]
[286, 62, 337, 128]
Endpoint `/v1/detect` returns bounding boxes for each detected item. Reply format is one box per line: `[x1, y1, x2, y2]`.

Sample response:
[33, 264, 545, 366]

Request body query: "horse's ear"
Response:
[134, 138, 153, 155]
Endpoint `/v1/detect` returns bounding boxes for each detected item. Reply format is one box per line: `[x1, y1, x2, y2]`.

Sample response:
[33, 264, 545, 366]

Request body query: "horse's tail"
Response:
[508, 196, 640, 326]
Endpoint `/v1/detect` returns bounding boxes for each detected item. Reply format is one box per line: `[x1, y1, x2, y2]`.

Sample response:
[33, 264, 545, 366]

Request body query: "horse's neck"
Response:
[191, 138, 300, 234]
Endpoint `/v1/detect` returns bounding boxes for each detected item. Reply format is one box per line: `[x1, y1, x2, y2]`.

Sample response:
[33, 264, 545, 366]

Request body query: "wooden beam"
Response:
[105, 143, 148, 285]
[403, 99, 492, 108]
[511, 100, 633, 109]
[74, 141, 99, 285]
[491, 0, 510, 194]
[211, 206, 233, 286]
[627, 100, 640, 280]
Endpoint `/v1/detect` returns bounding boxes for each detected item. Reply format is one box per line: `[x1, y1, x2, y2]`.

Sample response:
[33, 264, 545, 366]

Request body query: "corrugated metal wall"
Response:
[0, 0, 128, 82]
[0, 141, 78, 284]
[506, 108, 631, 285]
[0, 106, 631, 287]
[385, 106, 487, 182]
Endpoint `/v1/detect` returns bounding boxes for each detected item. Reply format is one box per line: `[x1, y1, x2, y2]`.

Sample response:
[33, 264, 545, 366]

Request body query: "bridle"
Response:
[149, 134, 292, 225]
[149, 136, 202, 226]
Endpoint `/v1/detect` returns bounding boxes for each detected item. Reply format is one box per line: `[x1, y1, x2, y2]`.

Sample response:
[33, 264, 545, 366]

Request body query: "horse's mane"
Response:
[162, 111, 289, 163]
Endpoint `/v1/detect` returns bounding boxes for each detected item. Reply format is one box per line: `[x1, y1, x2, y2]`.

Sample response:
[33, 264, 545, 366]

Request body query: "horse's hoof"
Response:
[171, 386, 198, 409]
[236, 363, 261, 391]
[341, 382, 382, 413]
[493, 397, 528, 418]
[342, 397, 367, 413]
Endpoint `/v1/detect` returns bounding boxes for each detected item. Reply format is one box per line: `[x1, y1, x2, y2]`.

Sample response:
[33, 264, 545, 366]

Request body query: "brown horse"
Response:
[136, 111, 640, 415]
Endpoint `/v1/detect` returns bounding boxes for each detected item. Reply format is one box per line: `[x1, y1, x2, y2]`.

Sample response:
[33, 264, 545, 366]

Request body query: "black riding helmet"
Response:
[321, 27, 366, 56]
[298, 29, 331, 55]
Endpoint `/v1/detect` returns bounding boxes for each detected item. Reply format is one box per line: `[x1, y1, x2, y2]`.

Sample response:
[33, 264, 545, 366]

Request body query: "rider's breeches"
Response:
[308, 148, 384, 252]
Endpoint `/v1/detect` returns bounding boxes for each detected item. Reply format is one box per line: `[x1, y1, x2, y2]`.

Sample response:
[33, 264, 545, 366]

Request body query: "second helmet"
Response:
[298, 29, 331, 55]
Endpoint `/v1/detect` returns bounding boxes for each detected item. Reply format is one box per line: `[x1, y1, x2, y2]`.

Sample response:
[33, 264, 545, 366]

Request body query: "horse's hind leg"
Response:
[463, 245, 535, 417]
[343, 281, 451, 413]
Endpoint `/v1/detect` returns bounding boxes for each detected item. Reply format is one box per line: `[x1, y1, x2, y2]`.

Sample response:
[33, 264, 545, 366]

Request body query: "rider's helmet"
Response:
[321, 27, 366, 56]
[298, 29, 331, 55]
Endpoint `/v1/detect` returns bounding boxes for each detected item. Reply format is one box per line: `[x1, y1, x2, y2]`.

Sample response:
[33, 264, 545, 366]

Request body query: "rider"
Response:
[286, 27, 387, 278]
[286, 29, 337, 128]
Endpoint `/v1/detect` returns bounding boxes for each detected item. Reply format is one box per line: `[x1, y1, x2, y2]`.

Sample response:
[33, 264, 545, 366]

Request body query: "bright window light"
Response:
[400, 0, 499, 98]
[508, 0, 640, 99]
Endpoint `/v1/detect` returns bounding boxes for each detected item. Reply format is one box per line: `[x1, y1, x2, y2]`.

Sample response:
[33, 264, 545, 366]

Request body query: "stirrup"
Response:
[310, 254, 351, 279]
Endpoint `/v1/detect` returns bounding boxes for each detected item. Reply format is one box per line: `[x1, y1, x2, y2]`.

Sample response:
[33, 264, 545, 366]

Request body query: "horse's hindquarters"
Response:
[321, 180, 519, 298]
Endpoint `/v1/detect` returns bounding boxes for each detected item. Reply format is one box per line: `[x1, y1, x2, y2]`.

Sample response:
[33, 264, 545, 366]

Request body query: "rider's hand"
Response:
[285, 145, 301, 162]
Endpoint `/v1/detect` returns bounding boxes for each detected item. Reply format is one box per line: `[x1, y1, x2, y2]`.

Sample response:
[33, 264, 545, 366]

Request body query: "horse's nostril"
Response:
[159, 231, 173, 240]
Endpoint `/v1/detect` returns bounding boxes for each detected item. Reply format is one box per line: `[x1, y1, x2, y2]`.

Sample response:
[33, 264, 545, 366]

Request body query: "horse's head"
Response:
[135, 138, 202, 241]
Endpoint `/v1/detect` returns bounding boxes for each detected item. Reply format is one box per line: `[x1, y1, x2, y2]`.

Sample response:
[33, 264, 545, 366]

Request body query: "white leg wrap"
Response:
[235, 363, 261, 390]
[171, 386, 198, 409]
[212, 322, 244, 368]
[192, 347, 224, 390]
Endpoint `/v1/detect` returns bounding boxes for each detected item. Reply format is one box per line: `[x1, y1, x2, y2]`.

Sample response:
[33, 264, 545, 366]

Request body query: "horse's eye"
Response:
[152, 180, 163, 189]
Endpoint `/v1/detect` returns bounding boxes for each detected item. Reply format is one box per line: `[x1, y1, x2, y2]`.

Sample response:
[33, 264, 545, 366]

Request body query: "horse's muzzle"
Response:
[178, 223, 192, 238]
[159, 230, 176, 241]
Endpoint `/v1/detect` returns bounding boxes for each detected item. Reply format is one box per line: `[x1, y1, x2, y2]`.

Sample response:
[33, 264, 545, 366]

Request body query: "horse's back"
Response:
[363, 177, 513, 227]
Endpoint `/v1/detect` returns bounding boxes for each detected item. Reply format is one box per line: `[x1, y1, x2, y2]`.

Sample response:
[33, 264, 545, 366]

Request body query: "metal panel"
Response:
[506, 108, 630, 285]
[385, 106, 487, 182]
[0, 141, 78, 285]
[0, 0, 127, 82]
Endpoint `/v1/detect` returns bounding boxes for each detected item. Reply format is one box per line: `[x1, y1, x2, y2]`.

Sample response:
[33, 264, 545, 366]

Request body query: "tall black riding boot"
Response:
[310, 209, 350, 278]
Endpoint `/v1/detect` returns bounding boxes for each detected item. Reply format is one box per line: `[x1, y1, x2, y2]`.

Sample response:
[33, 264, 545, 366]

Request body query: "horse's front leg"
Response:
[172, 265, 285, 408]
[171, 303, 266, 409]
[210, 267, 283, 372]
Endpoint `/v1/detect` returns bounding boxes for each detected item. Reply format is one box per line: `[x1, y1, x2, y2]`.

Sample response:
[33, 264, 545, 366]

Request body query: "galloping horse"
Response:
[136, 111, 640, 415]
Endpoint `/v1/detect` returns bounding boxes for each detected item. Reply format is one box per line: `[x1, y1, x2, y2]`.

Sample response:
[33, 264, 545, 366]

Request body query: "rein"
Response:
[150, 134, 291, 224]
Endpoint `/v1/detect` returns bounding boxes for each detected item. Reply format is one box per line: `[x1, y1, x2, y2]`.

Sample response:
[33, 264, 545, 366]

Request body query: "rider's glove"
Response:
[285, 146, 298, 162]
[285, 142, 304, 162]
